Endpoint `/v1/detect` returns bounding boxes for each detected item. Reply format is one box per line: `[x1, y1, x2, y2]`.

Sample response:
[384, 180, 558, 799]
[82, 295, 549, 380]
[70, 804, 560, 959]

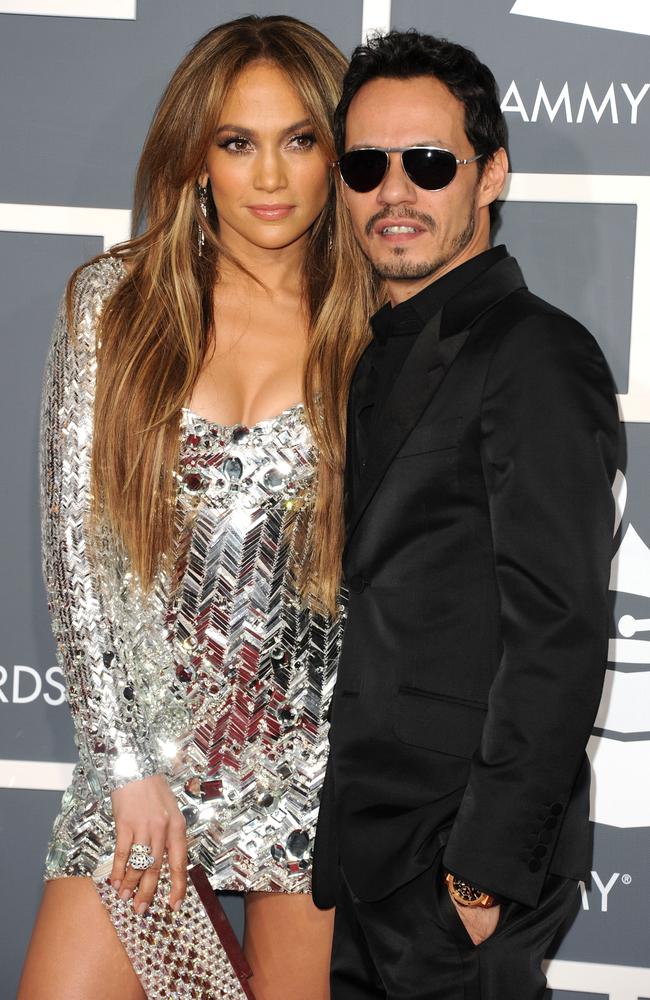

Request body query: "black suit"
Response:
[313, 251, 620, 999]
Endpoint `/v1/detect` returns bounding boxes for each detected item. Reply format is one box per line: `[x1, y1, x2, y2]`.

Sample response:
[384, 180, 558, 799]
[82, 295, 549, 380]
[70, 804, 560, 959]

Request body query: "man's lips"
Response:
[247, 204, 295, 220]
[372, 218, 429, 242]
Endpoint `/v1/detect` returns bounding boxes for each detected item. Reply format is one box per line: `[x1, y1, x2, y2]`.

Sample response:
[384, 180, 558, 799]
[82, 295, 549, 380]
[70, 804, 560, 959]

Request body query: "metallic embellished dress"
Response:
[42, 258, 342, 893]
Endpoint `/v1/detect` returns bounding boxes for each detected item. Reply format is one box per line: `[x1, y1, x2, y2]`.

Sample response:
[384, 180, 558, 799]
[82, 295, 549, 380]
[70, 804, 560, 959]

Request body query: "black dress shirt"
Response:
[362, 245, 508, 449]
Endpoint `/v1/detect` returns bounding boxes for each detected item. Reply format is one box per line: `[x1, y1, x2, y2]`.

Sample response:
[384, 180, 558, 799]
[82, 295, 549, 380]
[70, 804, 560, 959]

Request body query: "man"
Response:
[312, 30, 620, 1000]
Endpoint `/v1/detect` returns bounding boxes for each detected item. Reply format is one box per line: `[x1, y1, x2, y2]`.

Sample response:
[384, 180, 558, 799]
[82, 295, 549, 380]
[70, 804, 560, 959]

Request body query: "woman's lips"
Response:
[247, 204, 296, 220]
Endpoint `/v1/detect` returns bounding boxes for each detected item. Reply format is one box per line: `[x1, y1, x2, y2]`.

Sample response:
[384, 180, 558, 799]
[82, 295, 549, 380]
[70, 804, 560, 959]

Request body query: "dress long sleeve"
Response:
[40, 259, 169, 797]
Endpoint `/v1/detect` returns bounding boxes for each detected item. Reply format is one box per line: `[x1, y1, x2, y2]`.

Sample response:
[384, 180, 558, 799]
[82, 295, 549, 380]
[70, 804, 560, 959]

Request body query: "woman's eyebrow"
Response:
[215, 117, 313, 138]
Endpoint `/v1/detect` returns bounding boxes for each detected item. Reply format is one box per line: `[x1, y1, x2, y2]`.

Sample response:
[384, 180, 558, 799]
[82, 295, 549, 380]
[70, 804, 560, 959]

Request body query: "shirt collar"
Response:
[371, 245, 508, 343]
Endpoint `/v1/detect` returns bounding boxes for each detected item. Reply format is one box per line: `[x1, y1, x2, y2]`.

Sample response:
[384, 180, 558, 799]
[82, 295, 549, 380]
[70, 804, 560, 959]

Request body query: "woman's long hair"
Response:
[67, 15, 379, 613]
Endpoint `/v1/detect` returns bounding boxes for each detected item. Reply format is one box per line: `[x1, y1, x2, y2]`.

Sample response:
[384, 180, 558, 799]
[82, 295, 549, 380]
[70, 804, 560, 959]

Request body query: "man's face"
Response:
[341, 75, 497, 299]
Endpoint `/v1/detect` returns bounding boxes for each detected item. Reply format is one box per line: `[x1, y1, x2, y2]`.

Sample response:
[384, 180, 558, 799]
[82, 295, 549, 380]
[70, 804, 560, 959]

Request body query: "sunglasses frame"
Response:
[336, 145, 484, 193]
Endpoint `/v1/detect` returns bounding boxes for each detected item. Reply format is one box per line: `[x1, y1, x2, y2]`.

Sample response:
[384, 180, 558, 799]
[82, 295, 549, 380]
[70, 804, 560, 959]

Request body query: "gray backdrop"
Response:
[1, 2, 649, 998]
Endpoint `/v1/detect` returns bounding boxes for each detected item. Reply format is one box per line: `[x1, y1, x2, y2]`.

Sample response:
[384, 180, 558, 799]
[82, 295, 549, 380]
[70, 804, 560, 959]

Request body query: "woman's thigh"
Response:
[244, 891, 334, 1000]
[18, 877, 145, 1000]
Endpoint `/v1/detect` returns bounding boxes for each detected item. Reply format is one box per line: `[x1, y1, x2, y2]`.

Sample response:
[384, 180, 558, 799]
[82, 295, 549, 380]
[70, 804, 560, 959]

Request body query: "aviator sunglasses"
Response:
[337, 145, 483, 193]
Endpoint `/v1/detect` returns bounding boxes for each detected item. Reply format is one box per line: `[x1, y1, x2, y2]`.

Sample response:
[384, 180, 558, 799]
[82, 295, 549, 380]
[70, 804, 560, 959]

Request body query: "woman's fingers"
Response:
[132, 835, 165, 914]
[110, 825, 132, 890]
[166, 815, 188, 910]
[117, 831, 151, 901]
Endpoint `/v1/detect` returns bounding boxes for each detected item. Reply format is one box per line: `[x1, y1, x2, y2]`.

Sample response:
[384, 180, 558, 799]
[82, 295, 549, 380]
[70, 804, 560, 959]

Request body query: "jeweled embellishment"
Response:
[263, 467, 284, 490]
[95, 860, 254, 998]
[182, 471, 206, 492]
[42, 260, 342, 902]
[223, 456, 243, 481]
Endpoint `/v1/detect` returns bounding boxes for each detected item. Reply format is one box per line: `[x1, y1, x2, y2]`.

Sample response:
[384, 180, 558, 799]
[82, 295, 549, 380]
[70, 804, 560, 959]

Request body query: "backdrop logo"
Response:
[501, 82, 649, 124]
[0, 664, 65, 705]
[585, 471, 650, 828]
[501, 174, 650, 425]
[510, 0, 650, 36]
[609, 471, 650, 662]
[578, 871, 634, 912]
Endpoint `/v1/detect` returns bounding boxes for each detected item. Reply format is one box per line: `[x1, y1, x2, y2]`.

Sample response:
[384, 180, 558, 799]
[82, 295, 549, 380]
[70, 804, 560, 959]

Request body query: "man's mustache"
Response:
[365, 209, 437, 237]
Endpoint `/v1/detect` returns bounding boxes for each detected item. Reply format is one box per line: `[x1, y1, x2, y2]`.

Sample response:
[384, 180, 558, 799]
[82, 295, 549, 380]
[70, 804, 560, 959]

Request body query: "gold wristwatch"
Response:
[445, 872, 497, 909]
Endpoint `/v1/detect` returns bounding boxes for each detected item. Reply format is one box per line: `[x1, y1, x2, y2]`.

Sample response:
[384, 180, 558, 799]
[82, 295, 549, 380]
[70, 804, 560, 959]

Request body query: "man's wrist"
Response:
[445, 871, 498, 909]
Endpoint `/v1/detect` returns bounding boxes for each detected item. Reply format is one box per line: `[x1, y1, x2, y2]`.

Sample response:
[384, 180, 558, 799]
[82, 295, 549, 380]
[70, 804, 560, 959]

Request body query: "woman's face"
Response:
[201, 61, 331, 254]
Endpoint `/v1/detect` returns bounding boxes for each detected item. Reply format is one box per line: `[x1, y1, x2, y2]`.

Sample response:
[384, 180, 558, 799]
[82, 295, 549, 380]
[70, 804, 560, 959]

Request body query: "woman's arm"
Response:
[41, 261, 163, 795]
[41, 260, 187, 909]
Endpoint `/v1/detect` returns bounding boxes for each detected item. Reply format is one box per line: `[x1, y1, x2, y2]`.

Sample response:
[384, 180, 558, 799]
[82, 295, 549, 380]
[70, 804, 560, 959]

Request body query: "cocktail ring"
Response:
[128, 843, 156, 870]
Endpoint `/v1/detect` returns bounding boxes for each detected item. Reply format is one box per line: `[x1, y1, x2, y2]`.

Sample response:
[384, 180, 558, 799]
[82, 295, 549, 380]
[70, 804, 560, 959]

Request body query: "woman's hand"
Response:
[110, 773, 187, 913]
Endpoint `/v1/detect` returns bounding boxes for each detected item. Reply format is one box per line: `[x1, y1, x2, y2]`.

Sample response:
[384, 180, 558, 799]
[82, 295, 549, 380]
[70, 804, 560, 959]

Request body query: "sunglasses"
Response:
[337, 146, 483, 193]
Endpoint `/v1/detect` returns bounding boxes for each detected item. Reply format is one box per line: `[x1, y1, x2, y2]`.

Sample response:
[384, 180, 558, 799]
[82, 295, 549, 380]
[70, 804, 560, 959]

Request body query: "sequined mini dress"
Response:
[42, 258, 342, 893]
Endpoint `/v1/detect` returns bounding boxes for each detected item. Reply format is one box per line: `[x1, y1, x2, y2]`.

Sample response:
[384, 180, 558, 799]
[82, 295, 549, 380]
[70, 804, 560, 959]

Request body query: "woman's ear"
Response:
[198, 169, 209, 188]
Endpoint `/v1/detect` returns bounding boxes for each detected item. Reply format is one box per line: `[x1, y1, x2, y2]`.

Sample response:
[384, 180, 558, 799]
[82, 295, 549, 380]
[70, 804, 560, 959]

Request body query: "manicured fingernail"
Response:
[112, 879, 121, 891]
[120, 889, 132, 901]
[136, 902, 148, 915]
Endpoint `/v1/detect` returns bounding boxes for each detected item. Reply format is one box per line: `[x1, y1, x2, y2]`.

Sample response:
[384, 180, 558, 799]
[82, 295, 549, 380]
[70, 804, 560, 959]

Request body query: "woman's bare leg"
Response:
[243, 891, 334, 1000]
[18, 877, 145, 1000]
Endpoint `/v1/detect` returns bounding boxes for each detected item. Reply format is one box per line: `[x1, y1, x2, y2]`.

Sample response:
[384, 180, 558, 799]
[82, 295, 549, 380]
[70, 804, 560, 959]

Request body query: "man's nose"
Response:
[376, 152, 417, 205]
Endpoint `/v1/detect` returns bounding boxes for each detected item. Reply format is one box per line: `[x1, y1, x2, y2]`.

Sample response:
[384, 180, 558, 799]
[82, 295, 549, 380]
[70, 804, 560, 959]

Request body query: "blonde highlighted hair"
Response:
[67, 15, 379, 613]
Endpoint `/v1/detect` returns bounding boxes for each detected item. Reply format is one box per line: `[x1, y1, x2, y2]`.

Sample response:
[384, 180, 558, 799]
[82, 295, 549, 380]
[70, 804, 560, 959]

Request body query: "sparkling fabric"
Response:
[42, 258, 343, 893]
[95, 860, 255, 999]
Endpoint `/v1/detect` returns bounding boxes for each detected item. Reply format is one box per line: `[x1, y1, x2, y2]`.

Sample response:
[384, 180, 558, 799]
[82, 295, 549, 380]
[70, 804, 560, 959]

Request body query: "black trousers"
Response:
[331, 851, 579, 1000]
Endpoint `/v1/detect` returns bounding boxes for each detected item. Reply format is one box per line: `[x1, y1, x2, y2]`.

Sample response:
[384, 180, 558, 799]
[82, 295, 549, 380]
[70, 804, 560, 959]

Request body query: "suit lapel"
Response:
[345, 256, 527, 545]
[346, 311, 465, 542]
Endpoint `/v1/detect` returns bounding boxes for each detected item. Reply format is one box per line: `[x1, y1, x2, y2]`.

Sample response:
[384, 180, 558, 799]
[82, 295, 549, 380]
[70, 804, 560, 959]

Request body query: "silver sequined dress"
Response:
[42, 257, 342, 893]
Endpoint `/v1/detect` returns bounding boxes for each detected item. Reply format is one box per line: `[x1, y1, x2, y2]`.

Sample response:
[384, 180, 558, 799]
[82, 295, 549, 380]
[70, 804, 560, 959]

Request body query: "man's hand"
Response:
[450, 896, 501, 946]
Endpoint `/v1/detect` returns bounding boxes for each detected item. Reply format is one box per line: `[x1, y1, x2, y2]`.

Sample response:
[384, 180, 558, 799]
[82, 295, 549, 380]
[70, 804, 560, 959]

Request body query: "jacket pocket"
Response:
[393, 686, 487, 758]
[395, 417, 461, 459]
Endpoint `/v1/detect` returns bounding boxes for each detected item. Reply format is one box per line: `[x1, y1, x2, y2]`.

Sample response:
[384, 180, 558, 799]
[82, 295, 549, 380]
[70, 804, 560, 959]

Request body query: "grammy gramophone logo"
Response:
[608, 471, 650, 664]
[588, 471, 650, 830]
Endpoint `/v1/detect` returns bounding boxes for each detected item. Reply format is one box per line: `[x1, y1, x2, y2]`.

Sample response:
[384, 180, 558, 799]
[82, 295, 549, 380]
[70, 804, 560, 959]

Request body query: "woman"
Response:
[19, 16, 377, 1000]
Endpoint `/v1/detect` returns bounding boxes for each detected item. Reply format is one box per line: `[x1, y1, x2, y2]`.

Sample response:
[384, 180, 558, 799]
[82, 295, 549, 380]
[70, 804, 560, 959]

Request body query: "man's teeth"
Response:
[381, 225, 418, 234]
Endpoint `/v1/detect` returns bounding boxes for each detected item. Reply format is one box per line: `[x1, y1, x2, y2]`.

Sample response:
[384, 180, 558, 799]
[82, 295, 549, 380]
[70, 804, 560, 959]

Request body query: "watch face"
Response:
[454, 879, 482, 903]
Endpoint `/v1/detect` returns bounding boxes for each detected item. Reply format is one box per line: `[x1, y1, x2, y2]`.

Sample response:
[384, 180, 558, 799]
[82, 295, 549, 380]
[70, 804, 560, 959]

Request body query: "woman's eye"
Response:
[288, 132, 316, 150]
[219, 136, 253, 154]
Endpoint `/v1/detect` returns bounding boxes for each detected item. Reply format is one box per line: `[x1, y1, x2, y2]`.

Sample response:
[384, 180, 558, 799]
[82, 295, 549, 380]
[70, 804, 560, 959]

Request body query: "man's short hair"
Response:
[334, 30, 508, 173]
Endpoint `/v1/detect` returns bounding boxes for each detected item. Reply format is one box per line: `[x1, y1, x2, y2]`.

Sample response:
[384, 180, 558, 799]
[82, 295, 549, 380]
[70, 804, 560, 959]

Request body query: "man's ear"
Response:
[477, 147, 509, 210]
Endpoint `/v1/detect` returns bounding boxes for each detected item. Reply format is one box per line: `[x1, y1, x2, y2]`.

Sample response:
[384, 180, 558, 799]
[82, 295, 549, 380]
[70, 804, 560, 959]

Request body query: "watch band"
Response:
[445, 872, 497, 909]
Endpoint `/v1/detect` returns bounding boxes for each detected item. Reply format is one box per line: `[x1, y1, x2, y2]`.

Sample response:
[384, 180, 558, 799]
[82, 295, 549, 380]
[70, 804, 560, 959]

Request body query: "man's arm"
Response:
[443, 310, 620, 908]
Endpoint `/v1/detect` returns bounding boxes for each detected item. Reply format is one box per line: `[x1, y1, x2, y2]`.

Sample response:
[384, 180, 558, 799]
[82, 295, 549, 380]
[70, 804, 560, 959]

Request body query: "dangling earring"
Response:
[197, 183, 208, 256]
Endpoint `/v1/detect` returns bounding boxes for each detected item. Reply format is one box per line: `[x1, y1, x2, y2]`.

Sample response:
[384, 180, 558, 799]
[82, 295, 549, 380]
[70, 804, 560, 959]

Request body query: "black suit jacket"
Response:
[312, 255, 619, 910]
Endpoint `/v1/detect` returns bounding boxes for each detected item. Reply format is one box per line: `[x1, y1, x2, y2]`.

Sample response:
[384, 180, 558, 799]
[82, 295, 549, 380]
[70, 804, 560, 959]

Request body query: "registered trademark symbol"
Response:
[621, 874, 632, 885]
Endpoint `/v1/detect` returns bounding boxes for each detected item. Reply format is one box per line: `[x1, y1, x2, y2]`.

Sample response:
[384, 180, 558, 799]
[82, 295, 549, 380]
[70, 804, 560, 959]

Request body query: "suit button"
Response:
[550, 803, 563, 816]
[533, 845, 547, 858]
[348, 574, 366, 594]
[528, 860, 542, 873]
[544, 817, 557, 830]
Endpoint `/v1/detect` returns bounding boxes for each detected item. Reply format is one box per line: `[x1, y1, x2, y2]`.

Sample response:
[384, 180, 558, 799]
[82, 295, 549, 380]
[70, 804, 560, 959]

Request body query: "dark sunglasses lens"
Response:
[339, 150, 388, 192]
[402, 148, 457, 190]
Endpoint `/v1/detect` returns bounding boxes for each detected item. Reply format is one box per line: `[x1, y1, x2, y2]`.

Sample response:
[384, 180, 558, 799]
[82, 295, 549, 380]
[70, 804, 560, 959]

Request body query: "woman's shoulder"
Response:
[54, 255, 127, 359]
[70, 254, 126, 314]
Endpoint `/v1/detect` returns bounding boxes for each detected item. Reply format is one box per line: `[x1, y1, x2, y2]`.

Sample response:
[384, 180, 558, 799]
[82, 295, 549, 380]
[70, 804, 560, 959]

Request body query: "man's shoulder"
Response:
[487, 284, 586, 335]
[479, 284, 603, 367]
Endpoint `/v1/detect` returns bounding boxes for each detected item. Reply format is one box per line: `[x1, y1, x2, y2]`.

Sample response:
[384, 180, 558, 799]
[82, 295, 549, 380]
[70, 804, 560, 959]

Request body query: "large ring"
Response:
[128, 843, 156, 871]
